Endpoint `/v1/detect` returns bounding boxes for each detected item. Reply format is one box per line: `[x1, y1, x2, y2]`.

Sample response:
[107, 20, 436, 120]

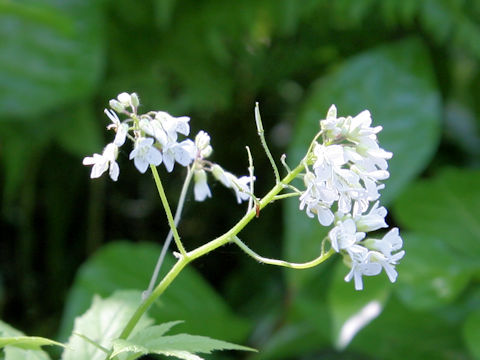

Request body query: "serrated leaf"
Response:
[0, 0, 104, 117]
[58, 242, 250, 344]
[395, 233, 475, 310]
[328, 261, 390, 350]
[111, 329, 255, 358]
[61, 290, 153, 360]
[463, 309, 480, 359]
[284, 37, 441, 288]
[394, 167, 480, 257]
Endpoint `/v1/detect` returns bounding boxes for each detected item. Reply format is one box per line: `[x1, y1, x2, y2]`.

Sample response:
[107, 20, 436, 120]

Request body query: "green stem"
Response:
[232, 235, 335, 269]
[255, 103, 280, 183]
[150, 165, 186, 256]
[144, 166, 194, 299]
[116, 160, 307, 344]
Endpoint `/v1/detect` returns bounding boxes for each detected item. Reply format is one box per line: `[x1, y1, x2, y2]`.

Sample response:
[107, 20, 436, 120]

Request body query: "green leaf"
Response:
[0, 321, 52, 360]
[0, 0, 104, 117]
[463, 309, 480, 359]
[55, 103, 103, 156]
[350, 296, 468, 360]
[284, 37, 441, 287]
[58, 242, 250, 344]
[111, 323, 255, 359]
[328, 260, 391, 350]
[0, 337, 64, 350]
[395, 233, 475, 310]
[61, 290, 153, 360]
[394, 167, 480, 257]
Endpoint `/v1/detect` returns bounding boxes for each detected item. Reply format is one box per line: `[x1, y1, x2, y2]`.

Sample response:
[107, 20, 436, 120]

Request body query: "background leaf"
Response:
[463, 309, 480, 360]
[0, 0, 104, 117]
[58, 241, 251, 344]
[395, 232, 476, 310]
[394, 167, 480, 256]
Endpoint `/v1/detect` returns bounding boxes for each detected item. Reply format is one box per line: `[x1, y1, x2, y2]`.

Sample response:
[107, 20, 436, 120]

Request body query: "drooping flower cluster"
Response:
[299, 105, 404, 290]
[83, 92, 254, 204]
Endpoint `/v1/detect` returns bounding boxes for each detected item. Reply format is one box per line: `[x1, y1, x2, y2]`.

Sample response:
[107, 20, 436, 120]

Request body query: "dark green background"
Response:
[1, 0, 480, 359]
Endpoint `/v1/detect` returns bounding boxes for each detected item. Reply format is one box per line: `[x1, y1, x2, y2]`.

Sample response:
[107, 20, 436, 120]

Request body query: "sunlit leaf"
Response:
[110, 323, 255, 359]
[61, 290, 153, 360]
[59, 242, 250, 344]
[0, 321, 53, 360]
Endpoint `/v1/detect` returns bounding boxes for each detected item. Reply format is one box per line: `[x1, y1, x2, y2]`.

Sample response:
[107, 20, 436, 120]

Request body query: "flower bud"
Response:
[130, 93, 140, 107]
[212, 164, 231, 187]
[117, 92, 131, 107]
[109, 100, 125, 113]
[195, 131, 213, 158]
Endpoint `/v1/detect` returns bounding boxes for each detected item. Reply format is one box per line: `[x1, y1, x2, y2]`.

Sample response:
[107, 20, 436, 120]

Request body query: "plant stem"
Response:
[117, 160, 306, 344]
[255, 103, 280, 183]
[150, 165, 186, 257]
[232, 235, 335, 269]
[144, 166, 194, 299]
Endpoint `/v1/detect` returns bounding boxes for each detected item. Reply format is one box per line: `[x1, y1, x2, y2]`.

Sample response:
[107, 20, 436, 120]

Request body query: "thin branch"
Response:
[255, 102, 280, 184]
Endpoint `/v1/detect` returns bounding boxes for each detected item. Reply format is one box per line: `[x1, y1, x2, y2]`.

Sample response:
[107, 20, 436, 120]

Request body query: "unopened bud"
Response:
[117, 92, 131, 106]
[109, 99, 125, 113]
[131, 93, 140, 107]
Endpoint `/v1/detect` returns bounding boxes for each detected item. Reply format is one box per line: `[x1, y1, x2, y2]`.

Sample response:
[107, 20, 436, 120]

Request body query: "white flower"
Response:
[328, 219, 366, 252]
[105, 109, 128, 146]
[83, 143, 119, 181]
[194, 169, 211, 201]
[139, 117, 168, 147]
[212, 164, 231, 187]
[228, 174, 255, 204]
[313, 144, 346, 181]
[299, 172, 337, 226]
[364, 227, 403, 257]
[155, 111, 191, 139]
[353, 201, 388, 232]
[129, 137, 162, 173]
[162, 139, 196, 172]
[344, 246, 382, 290]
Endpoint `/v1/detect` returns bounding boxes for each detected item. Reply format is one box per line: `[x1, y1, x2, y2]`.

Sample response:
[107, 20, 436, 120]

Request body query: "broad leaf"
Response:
[111, 322, 255, 359]
[394, 167, 480, 257]
[284, 37, 441, 287]
[350, 296, 468, 360]
[58, 242, 250, 344]
[0, 0, 104, 117]
[61, 290, 153, 360]
[395, 233, 475, 310]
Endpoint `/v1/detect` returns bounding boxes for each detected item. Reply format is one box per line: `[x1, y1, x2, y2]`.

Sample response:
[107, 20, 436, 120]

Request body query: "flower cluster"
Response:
[299, 105, 404, 290]
[83, 92, 254, 204]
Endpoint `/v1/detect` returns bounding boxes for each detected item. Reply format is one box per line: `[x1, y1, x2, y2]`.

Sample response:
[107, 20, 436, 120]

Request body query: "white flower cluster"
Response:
[83, 92, 254, 204]
[300, 105, 404, 290]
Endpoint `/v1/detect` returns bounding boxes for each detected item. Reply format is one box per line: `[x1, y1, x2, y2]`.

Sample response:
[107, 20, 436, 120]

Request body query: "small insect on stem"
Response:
[255, 203, 260, 218]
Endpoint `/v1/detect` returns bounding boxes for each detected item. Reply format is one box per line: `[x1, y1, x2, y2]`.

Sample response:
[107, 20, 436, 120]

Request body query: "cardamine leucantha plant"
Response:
[0, 92, 404, 359]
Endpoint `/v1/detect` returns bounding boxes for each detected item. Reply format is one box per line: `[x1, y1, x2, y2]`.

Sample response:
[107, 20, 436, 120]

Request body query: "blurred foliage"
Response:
[1, 0, 480, 359]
